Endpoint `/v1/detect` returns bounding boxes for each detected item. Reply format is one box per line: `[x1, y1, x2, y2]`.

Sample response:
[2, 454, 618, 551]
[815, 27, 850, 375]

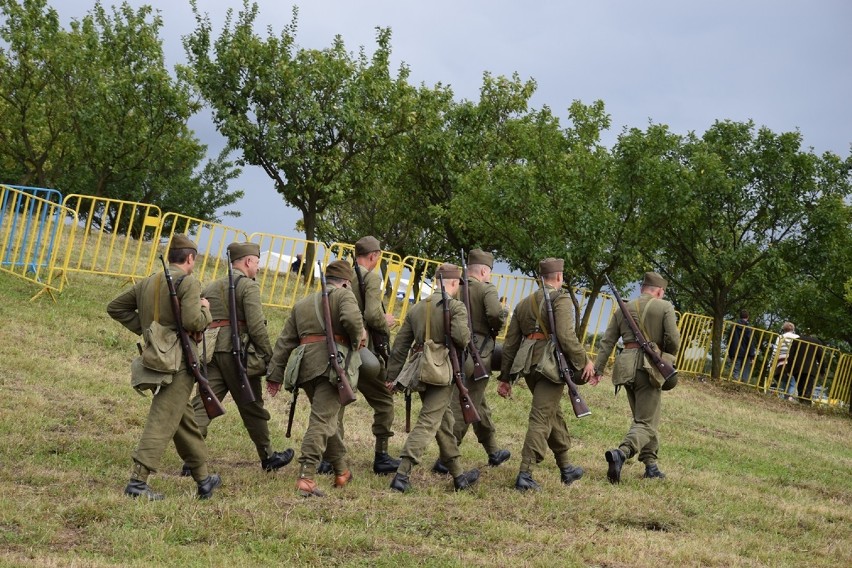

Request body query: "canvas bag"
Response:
[130, 354, 173, 394]
[140, 274, 185, 373]
[532, 291, 569, 385]
[418, 298, 452, 386]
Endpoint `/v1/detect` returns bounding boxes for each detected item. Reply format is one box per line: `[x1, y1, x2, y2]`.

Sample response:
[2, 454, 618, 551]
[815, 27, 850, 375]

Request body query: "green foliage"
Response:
[182, 0, 415, 243]
[0, 0, 241, 223]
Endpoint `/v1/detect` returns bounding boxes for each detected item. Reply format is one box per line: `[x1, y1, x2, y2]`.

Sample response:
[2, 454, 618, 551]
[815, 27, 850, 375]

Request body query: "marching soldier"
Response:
[433, 248, 510, 474]
[387, 263, 480, 493]
[266, 260, 365, 497]
[107, 234, 221, 500]
[497, 258, 595, 492]
[188, 242, 293, 473]
[594, 271, 680, 483]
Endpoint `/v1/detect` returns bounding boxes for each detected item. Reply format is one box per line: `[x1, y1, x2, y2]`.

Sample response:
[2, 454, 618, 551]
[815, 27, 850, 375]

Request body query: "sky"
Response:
[53, 0, 852, 240]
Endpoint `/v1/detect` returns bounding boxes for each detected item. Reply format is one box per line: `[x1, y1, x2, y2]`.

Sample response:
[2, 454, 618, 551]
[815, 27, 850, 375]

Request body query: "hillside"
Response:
[0, 270, 850, 567]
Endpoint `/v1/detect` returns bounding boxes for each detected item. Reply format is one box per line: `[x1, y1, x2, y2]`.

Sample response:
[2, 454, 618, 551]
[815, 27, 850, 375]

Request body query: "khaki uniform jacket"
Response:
[387, 292, 470, 381]
[202, 269, 273, 365]
[353, 263, 390, 351]
[593, 292, 680, 385]
[107, 265, 212, 362]
[266, 286, 364, 385]
[466, 277, 506, 353]
[499, 285, 587, 380]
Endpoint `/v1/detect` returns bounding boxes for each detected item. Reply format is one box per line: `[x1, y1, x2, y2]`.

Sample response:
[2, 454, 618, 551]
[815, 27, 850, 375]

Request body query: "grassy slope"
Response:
[0, 270, 849, 568]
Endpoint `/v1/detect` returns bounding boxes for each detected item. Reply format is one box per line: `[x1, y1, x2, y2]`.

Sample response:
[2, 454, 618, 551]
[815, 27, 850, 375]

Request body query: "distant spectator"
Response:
[290, 253, 303, 275]
[786, 336, 825, 404]
[727, 310, 756, 383]
[771, 322, 799, 399]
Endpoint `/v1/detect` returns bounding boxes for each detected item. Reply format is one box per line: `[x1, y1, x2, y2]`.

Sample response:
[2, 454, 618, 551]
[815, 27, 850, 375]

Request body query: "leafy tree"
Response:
[0, 0, 241, 229]
[183, 0, 414, 264]
[635, 120, 850, 377]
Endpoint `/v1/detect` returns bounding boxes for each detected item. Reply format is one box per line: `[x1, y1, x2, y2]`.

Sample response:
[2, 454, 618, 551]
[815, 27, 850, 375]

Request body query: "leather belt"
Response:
[208, 319, 246, 329]
[526, 332, 546, 340]
[623, 342, 641, 349]
[300, 334, 348, 345]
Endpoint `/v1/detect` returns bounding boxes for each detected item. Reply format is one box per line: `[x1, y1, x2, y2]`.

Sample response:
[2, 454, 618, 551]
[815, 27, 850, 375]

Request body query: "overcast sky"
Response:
[54, 0, 852, 239]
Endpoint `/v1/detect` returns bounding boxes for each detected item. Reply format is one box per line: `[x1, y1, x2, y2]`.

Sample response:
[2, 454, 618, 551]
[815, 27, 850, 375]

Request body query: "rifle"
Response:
[439, 274, 481, 424]
[285, 389, 298, 438]
[540, 277, 591, 418]
[404, 390, 411, 433]
[319, 264, 357, 406]
[604, 274, 677, 381]
[353, 259, 391, 364]
[459, 249, 489, 380]
[159, 255, 225, 419]
[226, 250, 256, 404]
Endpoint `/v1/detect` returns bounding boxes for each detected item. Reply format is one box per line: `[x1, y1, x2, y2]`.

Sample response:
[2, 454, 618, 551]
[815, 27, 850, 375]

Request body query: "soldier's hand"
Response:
[385, 381, 396, 393]
[199, 297, 210, 310]
[588, 373, 603, 387]
[267, 381, 282, 398]
[497, 380, 512, 399]
[385, 313, 397, 328]
[359, 328, 368, 349]
[581, 361, 596, 383]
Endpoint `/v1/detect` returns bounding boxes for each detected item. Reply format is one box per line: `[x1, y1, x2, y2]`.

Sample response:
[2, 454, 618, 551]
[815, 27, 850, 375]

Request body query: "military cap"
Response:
[538, 257, 564, 275]
[169, 234, 197, 253]
[468, 248, 494, 269]
[326, 259, 355, 282]
[642, 271, 668, 288]
[355, 236, 382, 256]
[435, 263, 462, 280]
[227, 241, 260, 262]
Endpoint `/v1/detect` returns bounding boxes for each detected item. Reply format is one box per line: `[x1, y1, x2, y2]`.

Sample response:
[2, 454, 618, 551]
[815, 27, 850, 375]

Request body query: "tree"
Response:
[635, 120, 850, 377]
[183, 0, 414, 255]
[0, 0, 241, 228]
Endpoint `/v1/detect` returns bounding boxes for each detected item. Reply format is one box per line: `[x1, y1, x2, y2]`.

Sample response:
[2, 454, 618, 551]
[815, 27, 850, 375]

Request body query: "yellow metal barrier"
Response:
[1, 185, 77, 301]
[326, 242, 407, 320]
[675, 312, 714, 374]
[62, 194, 162, 280]
[158, 213, 248, 282]
[396, 255, 444, 322]
[248, 232, 326, 310]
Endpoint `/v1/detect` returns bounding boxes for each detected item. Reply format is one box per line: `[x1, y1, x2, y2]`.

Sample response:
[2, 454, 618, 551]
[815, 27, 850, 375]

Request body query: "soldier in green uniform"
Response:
[497, 258, 595, 492]
[266, 260, 365, 497]
[433, 248, 510, 474]
[350, 236, 399, 473]
[188, 242, 293, 473]
[107, 234, 221, 500]
[593, 271, 680, 483]
[387, 263, 481, 493]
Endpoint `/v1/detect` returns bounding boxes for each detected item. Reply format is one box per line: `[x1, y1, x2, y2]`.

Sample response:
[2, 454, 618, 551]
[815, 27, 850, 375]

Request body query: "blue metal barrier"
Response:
[0, 185, 63, 274]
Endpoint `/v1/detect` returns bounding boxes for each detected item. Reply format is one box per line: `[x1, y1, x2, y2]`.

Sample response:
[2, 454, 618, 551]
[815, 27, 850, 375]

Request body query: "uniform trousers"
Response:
[192, 352, 273, 461]
[620, 368, 661, 465]
[350, 355, 395, 452]
[298, 376, 347, 476]
[450, 376, 498, 454]
[519, 372, 572, 472]
[132, 371, 209, 482]
[398, 383, 463, 477]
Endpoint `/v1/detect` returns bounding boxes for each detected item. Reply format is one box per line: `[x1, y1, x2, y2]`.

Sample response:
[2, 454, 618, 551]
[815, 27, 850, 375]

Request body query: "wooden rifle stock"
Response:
[319, 266, 356, 406]
[459, 249, 489, 380]
[604, 275, 677, 381]
[439, 275, 480, 424]
[285, 388, 298, 438]
[159, 255, 225, 419]
[540, 278, 591, 418]
[226, 250, 256, 403]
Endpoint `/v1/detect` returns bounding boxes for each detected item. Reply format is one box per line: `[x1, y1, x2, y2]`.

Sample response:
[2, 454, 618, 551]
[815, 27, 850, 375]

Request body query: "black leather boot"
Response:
[514, 471, 540, 492]
[124, 480, 164, 501]
[453, 468, 480, 491]
[372, 452, 401, 475]
[559, 464, 584, 485]
[643, 463, 666, 479]
[262, 449, 295, 471]
[605, 448, 626, 484]
[487, 449, 511, 467]
[197, 474, 221, 500]
[431, 459, 450, 475]
[389, 473, 411, 493]
[316, 460, 333, 475]
[179, 463, 192, 477]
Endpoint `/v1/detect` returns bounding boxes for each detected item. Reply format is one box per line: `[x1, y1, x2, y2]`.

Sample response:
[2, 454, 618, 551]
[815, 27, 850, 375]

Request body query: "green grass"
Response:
[0, 270, 850, 567]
